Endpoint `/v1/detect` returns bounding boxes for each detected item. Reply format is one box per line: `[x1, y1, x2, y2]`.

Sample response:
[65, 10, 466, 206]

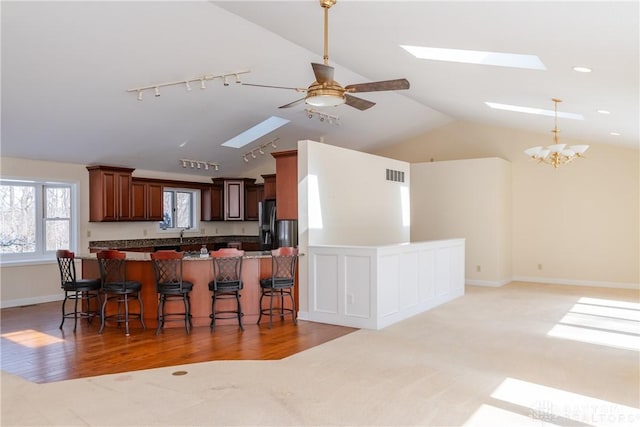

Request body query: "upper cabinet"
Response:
[204, 178, 259, 222]
[262, 174, 276, 200]
[272, 150, 298, 220]
[131, 179, 163, 221]
[87, 166, 134, 222]
[201, 181, 224, 221]
[244, 182, 264, 221]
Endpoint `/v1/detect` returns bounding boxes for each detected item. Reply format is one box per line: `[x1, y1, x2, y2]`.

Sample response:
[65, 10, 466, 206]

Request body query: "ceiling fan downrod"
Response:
[320, 0, 336, 65]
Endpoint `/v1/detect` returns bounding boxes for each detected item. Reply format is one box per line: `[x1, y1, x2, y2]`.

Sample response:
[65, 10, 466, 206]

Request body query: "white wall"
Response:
[375, 120, 639, 288]
[298, 140, 411, 313]
[411, 158, 512, 286]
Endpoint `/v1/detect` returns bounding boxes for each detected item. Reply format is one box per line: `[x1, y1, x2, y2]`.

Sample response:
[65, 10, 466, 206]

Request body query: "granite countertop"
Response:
[88, 235, 260, 250]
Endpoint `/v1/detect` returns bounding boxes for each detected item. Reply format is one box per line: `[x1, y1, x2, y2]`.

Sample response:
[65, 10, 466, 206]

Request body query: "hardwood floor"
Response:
[0, 301, 356, 384]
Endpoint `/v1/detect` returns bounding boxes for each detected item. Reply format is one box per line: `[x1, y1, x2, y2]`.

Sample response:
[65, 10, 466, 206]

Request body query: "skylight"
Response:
[485, 102, 584, 120]
[221, 116, 290, 148]
[400, 45, 546, 70]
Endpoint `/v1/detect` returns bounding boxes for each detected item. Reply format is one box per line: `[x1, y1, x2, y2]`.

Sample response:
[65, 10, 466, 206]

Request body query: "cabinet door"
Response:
[147, 183, 164, 221]
[131, 181, 147, 220]
[224, 180, 244, 221]
[101, 171, 118, 221]
[116, 172, 132, 220]
[262, 174, 276, 200]
[201, 185, 224, 221]
[244, 184, 262, 221]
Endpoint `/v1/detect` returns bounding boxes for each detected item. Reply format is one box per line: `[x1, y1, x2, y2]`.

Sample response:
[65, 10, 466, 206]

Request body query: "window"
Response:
[160, 188, 199, 231]
[0, 180, 76, 263]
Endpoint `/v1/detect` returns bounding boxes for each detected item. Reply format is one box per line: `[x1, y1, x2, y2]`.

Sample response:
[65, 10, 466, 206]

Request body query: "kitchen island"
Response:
[81, 251, 278, 329]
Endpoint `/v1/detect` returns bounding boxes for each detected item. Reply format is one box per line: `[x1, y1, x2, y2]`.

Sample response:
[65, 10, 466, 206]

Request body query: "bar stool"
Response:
[209, 248, 244, 331]
[150, 250, 193, 335]
[258, 247, 298, 329]
[56, 249, 102, 332]
[97, 250, 145, 336]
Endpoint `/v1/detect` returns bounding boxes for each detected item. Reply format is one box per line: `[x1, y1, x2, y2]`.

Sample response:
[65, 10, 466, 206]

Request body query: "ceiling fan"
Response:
[242, 0, 410, 111]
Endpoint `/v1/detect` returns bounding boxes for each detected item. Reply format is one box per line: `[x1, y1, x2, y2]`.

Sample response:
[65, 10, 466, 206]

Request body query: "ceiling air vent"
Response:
[386, 168, 405, 183]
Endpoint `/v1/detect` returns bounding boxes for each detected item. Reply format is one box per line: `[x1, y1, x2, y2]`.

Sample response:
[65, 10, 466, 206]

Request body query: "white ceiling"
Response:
[2, 1, 638, 178]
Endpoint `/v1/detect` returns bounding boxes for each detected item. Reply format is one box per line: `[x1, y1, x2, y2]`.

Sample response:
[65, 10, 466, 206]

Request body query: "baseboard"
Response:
[466, 278, 511, 287]
[512, 276, 639, 290]
[0, 294, 63, 309]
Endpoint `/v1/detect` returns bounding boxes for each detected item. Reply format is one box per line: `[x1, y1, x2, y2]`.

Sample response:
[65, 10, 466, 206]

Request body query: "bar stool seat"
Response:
[258, 247, 298, 329]
[97, 250, 145, 336]
[56, 250, 102, 332]
[151, 250, 193, 335]
[209, 248, 244, 331]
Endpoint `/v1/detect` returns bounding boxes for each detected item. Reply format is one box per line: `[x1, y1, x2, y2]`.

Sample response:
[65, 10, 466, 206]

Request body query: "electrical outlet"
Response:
[143, 229, 147, 236]
[87, 230, 91, 238]
[200, 228, 205, 235]
[538, 263, 543, 270]
[476, 265, 481, 272]
[241, 227, 245, 234]
[215, 228, 219, 234]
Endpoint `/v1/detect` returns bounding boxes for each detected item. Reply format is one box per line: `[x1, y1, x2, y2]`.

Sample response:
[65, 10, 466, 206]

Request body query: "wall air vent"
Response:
[385, 168, 405, 183]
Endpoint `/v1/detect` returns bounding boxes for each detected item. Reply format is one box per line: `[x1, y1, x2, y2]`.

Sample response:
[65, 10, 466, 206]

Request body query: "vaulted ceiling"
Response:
[2, 1, 637, 178]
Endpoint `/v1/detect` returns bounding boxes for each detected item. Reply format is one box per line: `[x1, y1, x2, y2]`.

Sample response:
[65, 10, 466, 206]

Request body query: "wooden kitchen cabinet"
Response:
[201, 182, 224, 221]
[244, 183, 263, 221]
[87, 165, 135, 222]
[272, 150, 298, 220]
[131, 179, 163, 221]
[262, 174, 276, 200]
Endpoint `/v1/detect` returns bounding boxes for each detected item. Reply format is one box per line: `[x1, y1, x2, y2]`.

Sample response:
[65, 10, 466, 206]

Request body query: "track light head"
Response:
[223, 76, 229, 86]
[214, 164, 219, 171]
[185, 81, 192, 91]
[137, 90, 143, 101]
[154, 87, 160, 97]
[234, 74, 242, 84]
[200, 79, 206, 89]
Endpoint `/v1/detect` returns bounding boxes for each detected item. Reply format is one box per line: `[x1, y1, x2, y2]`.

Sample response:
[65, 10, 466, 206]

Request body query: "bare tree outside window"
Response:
[0, 181, 73, 258]
[161, 189, 196, 230]
[0, 185, 36, 253]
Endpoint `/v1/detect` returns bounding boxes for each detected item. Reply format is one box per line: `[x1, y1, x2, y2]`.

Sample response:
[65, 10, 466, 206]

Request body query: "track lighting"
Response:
[305, 108, 340, 125]
[127, 70, 250, 100]
[242, 138, 279, 163]
[179, 159, 220, 172]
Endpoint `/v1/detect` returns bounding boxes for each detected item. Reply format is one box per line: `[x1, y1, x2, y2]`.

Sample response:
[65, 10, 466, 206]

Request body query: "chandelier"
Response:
[524, 98, 589, 168]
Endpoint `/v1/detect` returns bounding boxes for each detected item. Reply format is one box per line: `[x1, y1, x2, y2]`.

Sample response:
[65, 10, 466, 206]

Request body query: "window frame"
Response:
[0, 178, 78, 266]
[158, 187, 200, 233]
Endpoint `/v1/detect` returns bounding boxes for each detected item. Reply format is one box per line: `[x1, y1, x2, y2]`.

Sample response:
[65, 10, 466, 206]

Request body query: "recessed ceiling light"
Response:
[221, 116, 290, 148]
[485, 102, 584, 120]
[400, 45, 546, 70]
[572, 66, 592, 73]
[610, 132, 621, 136]
[597, 109, 611, 115]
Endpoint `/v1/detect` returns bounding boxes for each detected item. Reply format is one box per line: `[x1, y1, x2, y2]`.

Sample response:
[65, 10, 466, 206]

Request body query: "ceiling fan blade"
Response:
[345, 94, 376, 111]
[278, 97, 306, 109]
[242, 83, 306, 92]
[344, 78, 410, 93]
[311, 63, 334, 83]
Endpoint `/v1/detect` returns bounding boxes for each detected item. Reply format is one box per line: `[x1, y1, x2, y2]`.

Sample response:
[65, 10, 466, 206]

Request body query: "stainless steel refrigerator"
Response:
[276, 219, 298, 248]
[258, 200, 276, 250]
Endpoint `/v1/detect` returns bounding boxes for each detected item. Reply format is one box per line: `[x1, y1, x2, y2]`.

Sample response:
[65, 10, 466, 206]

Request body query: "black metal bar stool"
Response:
[151, 250, 193, 335]
[209, 248, 244, 331]
[97, 250, 145, 336]
[56, 249, 102, 332]
[258, 247, 298, 329]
